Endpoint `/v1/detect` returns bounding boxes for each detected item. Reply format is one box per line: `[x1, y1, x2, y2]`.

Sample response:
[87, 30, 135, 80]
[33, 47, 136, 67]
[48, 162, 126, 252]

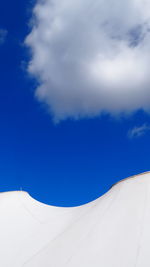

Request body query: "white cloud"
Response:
[0, 29, 7, 44]
[127, 123, 150, 139]
[26, 0, 150, 121]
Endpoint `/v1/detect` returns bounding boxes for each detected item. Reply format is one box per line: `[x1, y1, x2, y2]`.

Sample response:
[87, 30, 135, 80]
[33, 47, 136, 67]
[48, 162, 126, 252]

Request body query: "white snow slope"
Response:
[1, 172, 150, 266]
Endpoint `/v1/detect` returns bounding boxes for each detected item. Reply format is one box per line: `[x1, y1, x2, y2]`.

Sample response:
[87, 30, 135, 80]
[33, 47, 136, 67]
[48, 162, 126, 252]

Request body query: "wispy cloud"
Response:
[0, 29, 7, 45]
[127, 124, 150, 139]
[26, 0, 150, 121]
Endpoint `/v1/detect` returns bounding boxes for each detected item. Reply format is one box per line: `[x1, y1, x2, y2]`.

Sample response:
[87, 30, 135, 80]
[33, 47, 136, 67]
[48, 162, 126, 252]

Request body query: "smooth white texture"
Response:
[0, 172, 150, 266]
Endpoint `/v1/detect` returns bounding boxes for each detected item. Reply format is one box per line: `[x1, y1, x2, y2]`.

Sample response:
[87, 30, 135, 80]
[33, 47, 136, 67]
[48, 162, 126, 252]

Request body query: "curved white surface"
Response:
[1, 172, 150, 266]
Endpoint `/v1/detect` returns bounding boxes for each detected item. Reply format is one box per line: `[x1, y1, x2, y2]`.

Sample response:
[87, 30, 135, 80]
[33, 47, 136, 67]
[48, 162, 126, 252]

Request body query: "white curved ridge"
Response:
[1, 171, 150, 266]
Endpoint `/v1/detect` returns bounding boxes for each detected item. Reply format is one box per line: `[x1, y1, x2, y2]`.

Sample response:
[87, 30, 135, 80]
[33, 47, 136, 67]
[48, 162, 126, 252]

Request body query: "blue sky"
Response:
[0, 0, 150, 206]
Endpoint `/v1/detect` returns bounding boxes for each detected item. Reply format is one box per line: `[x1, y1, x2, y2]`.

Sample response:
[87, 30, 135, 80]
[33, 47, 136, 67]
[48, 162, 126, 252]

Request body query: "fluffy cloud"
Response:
[0, 29, 7, 44]
[127, 123, 150, 139]
[26, 0, 150, 121]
